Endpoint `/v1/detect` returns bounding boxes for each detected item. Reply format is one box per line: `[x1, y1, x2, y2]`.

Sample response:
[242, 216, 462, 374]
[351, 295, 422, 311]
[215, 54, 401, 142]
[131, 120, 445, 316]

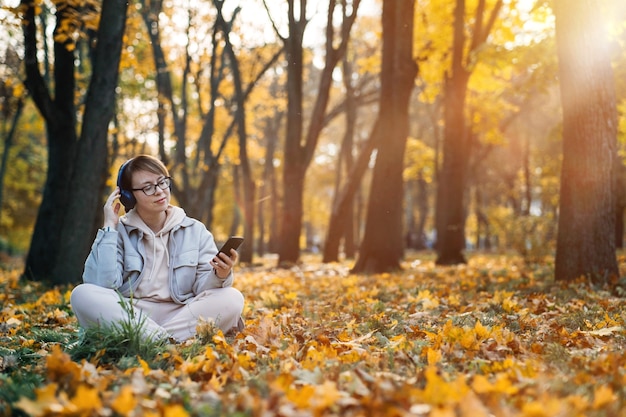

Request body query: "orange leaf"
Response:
[46, 345, 82, 389]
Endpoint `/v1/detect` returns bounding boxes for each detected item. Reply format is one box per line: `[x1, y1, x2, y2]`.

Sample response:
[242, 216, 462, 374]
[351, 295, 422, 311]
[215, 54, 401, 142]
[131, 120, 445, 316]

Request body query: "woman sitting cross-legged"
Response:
[70, 154, 244, 342]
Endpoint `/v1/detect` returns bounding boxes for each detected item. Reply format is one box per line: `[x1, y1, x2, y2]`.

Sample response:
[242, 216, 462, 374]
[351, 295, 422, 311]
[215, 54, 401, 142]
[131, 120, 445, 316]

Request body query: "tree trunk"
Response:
[415, 174, 429, 249]
[231, 165, 242, 237]
[351, 0, 417, 273]
[553, 0, 618, 284]
[324, 52, 360, 262]
[435, 0, 503, 265]
[339, 50, 358, 258]
[323, 120, 380, 262]
[277, 0, 360, 266]
[257, 111, 282, 255]
[219, 4, 255, 263]
[614, 161, 625, 248]
[51, 0, 128, 283]
[435, 0, 470, 265]
[0, 98, 24, 223]
[22, 0, 79, 281]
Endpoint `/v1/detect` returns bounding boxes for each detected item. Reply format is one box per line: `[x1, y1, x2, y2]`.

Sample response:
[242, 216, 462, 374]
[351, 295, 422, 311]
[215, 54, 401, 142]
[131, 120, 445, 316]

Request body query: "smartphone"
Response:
[218, 236, 244, 257]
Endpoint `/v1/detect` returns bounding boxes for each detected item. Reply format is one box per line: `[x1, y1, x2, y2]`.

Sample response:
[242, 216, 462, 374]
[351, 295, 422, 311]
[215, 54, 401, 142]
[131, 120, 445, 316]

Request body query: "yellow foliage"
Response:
[46, 345, 82, 390]
[111, 385, 137, 415]
[70, 384, 102, 413]
[4, 254, 626, 415]
[15, 383, 59, 417]
[163, 404, 190, 417]
[592, 385, 616, 409]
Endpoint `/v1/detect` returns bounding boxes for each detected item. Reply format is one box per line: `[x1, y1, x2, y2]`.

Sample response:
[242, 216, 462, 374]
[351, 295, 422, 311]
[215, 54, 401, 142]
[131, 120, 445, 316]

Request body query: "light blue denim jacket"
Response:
[82, 211, 233, 304]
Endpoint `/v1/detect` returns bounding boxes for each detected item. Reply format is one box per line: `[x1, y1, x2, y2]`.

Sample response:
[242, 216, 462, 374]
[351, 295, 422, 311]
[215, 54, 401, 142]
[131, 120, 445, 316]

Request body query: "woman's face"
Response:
[131, 170, 171, 215]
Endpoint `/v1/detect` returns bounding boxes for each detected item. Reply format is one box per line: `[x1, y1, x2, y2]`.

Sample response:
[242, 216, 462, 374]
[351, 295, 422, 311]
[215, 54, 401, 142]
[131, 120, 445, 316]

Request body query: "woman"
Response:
[70, 155, 244, 342]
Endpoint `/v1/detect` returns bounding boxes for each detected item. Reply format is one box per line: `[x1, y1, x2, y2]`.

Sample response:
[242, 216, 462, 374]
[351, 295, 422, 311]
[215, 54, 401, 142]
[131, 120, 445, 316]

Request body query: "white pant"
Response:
[70, 283, 244, 342]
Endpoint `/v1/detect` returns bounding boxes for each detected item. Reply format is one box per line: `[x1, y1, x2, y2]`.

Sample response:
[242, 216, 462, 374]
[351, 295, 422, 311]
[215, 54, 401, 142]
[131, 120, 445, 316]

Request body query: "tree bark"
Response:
[324, 50, 360, 262]
[323, 120, 380, 262]
[22, 0, 79, 281]
[351, 0, 418, 273]
[276, 0, 360, 266]
[553, 0, 618, 284]
[0, 98, 24, 224]
[52, 0, 129, 283]
[218, 4, 255, 262]
[435, 0, 502, 265]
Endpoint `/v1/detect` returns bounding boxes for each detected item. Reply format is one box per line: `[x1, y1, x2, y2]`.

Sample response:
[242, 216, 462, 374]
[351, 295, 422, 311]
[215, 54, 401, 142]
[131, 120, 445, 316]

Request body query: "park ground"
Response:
[0, 252, 625, 416]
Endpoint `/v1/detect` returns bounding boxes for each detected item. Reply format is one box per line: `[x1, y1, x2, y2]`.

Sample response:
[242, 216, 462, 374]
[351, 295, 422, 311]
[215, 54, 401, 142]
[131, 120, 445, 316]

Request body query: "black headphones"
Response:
[117, 159, 136, 211]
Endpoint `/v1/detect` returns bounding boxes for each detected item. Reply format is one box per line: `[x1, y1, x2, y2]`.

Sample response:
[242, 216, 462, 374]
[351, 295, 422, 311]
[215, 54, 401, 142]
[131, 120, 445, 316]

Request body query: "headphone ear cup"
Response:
[117, 159, 136, 211]
[119, 189, 136, 210]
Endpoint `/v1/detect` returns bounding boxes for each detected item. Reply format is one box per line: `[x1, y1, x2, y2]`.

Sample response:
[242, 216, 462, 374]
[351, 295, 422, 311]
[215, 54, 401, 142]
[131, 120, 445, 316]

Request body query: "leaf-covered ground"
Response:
[1, 253, 625, 417]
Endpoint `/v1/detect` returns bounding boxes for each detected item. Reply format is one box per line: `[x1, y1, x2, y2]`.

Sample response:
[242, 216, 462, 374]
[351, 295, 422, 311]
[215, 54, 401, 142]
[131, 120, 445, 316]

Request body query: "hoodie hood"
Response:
[121, 205, 187, 236]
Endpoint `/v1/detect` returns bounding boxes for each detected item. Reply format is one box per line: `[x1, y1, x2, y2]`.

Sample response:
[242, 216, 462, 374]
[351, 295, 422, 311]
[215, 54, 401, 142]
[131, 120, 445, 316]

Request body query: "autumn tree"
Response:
[322, 16, 380, 263]
[351, 0, 418, 273]
[553, 0, 619, 284]
[21, 0, 128, 283]
[0, 41, 26, 229]
[137, 0, 280, 261]
[265, 0, 361, 266]
[435, 0, 503, 265]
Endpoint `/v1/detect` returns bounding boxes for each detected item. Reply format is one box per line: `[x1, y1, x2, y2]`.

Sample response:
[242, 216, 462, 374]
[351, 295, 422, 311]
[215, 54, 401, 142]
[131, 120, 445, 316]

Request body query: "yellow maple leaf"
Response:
[138, 357, 151, 375]
[471, 375, 493, 394]
[425, 347, 442, 365]
[14, 383, 60, 417]
[288, 385, 315, 408]
[70, 384, 102, 413]
[459, 331, 479, 351]
[36, 289, 63, 308]
[163, 403, 190, 417]
[429, 407, 457, 417]
[237, 352, 255, 370]
[521, 398, 564, 416]
[474, 321, 490, 340]
[111, 385, 137, 415]
[421, 367, 468, 406]
[46, 345, 82, 389]
[311, 380, 342, 411]
[592, 385, 616, 409]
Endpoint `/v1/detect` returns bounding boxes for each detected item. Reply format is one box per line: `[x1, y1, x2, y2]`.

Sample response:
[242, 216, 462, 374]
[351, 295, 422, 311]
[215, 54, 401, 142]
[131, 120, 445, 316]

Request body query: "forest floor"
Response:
[1, 252, 625, 417]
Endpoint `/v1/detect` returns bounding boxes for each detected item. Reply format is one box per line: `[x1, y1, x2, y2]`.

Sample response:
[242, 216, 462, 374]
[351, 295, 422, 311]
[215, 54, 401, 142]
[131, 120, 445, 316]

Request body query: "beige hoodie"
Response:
[121, 205, 186, 301]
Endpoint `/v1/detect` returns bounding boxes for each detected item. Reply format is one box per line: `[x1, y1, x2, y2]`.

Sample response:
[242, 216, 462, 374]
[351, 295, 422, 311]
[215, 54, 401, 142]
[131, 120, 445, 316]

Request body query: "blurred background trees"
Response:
[1, 0, 625, 282]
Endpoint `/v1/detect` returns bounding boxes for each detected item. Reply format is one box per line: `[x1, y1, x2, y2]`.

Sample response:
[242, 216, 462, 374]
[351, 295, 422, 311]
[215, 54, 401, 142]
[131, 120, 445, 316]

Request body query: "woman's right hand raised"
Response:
[103, 187, 122, 228]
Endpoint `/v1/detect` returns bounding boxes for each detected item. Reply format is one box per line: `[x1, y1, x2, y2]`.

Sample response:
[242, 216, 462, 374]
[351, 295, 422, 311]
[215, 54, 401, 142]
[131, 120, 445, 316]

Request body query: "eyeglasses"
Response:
[132, 177, 172, 196]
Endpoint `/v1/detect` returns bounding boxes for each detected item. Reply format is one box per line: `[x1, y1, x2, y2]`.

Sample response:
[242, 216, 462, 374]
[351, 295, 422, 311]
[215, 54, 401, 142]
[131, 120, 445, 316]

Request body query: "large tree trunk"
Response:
[553, 0, 618, 284]
[351, 0, 417, 273]
[22, 1, 79, 281]
[52, 0, 129, 283]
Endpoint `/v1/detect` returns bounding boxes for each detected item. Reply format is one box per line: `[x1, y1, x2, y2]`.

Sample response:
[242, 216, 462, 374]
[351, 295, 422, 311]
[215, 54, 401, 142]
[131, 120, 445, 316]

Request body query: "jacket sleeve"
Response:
[82, 228, 124, 289]
[192, 227, 234, 294]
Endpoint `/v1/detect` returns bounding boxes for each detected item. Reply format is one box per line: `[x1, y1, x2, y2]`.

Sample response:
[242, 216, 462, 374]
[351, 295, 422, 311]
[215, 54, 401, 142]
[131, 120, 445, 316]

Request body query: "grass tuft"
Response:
[69, 295, 168, 368]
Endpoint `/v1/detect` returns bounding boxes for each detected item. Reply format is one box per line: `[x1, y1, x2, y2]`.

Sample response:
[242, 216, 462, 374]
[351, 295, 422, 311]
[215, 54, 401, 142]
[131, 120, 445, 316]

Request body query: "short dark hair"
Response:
[120, 155, 169, 190]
